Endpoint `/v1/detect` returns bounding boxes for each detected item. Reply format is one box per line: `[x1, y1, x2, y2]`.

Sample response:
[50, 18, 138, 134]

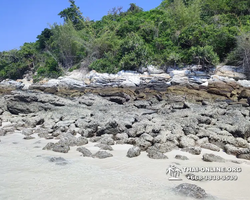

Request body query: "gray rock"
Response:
[52, 143, 70, 153]
[182, 147, 201, 155]
[94, 151, 113, 159]
[97, 120, 122, 136]
[146, 147, 168, 159]
[23, 136, 35, 140]
[99, 136, 115, 145]
[115, 133, 128, 141]
[174, 183, 207, 199]
[175, 155, 189, 160]
[196, 137, 209, 146]
[153, 130, 171, 144]
[201, 143, 220, 152]
[127, 146, 141, 158]
[21, 128, 33, 136]
[202, 153, 225, 162]
[224, 144, 250, 156]
[108, 96, 126, 104]
[0, 128, 7, 136]
[153, 142, 178, 153]
[237, 154, 250, 160]
[140, 133, 154, 143]
[179, 136, 195, 148]
[89, 136, 101, 143]
[75, 136, 88, 146]
[135, 138, 152, 151]
[95, 143, 113, 151]
[49, 157, 67, 165]
[76, 147, 93, 157]
[43, 142, 55, 150]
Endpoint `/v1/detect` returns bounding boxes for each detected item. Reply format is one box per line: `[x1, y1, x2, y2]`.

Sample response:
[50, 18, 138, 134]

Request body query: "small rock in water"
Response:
[94, 151, 113, 159]
[174, 183, 207, 199]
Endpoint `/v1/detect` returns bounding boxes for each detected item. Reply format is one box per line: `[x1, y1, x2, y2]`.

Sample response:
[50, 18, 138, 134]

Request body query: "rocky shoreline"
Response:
[1, 66, 250, 199]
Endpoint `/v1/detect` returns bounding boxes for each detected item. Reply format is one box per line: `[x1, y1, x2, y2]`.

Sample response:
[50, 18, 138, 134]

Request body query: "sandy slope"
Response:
[1, 132, 250, 200]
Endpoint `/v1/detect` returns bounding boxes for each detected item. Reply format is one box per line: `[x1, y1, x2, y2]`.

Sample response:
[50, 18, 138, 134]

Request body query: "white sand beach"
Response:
[1, 132, 250, 200]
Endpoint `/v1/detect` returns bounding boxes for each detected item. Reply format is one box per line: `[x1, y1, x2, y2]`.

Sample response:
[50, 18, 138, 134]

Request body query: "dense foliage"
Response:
[1, 0, 250, 80]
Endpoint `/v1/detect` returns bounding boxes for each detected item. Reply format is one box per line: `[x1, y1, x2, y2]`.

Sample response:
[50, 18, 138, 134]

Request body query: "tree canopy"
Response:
[1, 0, 250, 80]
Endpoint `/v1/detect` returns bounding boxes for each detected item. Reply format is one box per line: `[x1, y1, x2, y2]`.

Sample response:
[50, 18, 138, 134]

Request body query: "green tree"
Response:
[119, 32, 151, 70]
[58, 0, 84, 30]
[189, 45, 219, 69]
[36, 28, 53, 50]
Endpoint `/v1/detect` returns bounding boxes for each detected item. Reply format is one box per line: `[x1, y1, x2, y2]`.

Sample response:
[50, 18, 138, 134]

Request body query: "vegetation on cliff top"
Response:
[1, 0, 250, 81]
